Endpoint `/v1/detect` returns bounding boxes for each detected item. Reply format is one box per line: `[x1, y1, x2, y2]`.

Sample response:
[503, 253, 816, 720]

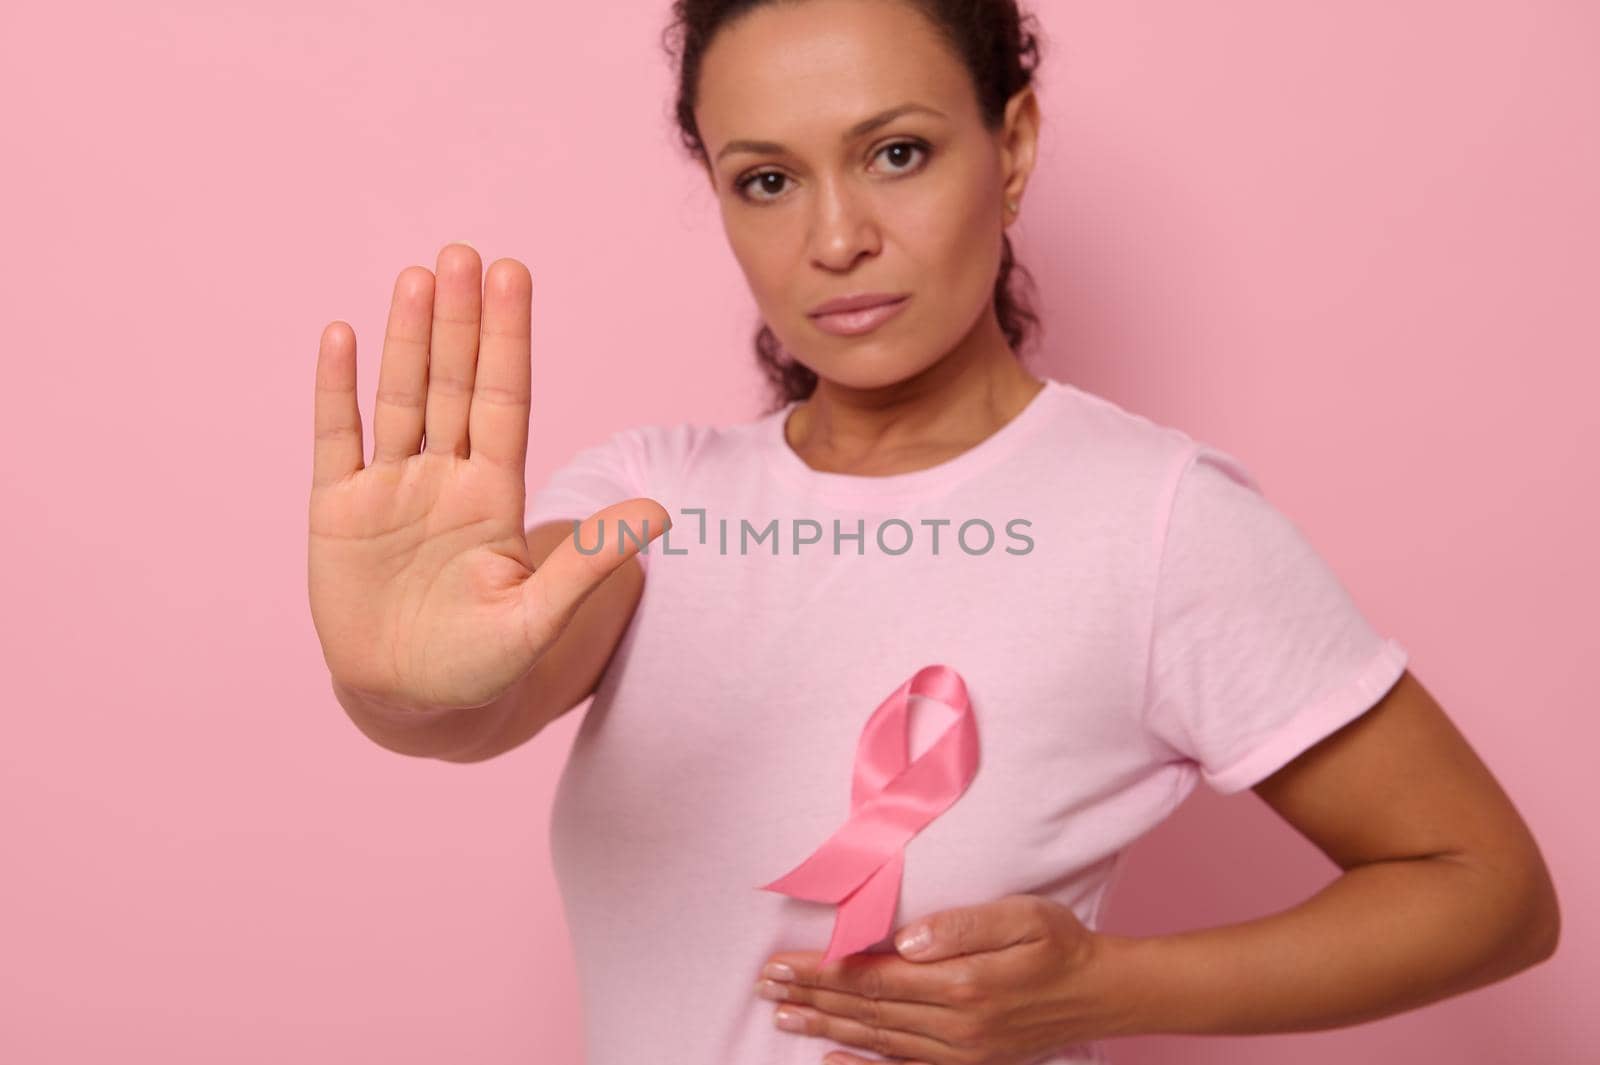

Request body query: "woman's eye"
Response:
[737, 171, 792, 202]
[875, 140, 927, 174]
[734, 140, 931, 204]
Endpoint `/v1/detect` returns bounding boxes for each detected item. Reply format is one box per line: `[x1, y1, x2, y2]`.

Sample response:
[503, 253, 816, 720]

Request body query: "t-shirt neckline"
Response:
[760, 377, 1063, 503]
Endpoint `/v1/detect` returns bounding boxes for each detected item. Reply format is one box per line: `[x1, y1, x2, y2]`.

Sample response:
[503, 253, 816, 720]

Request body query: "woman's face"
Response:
[694, 0, 1039, 395]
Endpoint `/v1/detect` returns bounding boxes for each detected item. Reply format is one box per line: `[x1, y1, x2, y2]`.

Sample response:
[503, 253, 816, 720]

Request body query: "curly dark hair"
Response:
[661, 0, 1046, 412]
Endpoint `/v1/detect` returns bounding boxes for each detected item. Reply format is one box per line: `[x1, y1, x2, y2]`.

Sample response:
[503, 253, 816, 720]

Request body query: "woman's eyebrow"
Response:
[714, 102, 947, 163]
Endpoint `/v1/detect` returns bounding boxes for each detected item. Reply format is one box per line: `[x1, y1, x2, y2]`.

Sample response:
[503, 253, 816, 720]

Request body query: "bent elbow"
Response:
[1455, 845, 1562, 970]
[1532, 886, 1561, 963]
[1509, 858, 1562, 966]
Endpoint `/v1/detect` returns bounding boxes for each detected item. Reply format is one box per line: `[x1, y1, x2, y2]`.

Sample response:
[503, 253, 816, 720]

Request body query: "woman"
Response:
[307, 2, 1561, 1063]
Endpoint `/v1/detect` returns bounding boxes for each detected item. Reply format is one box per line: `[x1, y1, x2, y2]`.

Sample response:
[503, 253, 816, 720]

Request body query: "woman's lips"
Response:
[808, 295, 911, 337]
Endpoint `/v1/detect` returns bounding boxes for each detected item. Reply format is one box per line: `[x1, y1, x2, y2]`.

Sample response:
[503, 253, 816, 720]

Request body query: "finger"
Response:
[312, 320, 365, 488]
[769, 1001, 958, 1065]
[520, 499, 672, 646]
[371, 265, 434, 463]
[894, 894, 1047, 962]
[423, 241, 483, 459]
[466, 258, 532, 475]
[764, 975, 965, 1031]
[765, 952, 954, 1008]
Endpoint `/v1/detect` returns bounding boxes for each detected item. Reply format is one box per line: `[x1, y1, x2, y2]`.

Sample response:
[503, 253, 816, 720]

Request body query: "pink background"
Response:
[2, 1, 1593, 1062]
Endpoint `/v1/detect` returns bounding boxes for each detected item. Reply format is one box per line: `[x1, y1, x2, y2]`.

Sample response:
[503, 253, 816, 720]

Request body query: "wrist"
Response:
[331, 674, 513, 760]
[1081, 931, 1159, 1040]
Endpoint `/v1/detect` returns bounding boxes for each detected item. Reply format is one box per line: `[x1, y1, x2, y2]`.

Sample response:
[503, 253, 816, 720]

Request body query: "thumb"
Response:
[521, 497, 671, 636]
[894, 895, 1041, 962]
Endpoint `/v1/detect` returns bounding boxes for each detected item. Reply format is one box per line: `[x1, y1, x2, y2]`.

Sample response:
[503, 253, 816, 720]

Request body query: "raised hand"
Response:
[308, 242, 669, 714]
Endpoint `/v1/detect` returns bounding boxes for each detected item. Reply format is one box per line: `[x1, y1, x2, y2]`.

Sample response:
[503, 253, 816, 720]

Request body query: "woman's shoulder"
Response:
[1033, 377, 1209, 477]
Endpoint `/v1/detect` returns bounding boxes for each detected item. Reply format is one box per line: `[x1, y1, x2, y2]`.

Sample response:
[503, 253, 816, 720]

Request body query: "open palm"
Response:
[307, 243, 667, 714]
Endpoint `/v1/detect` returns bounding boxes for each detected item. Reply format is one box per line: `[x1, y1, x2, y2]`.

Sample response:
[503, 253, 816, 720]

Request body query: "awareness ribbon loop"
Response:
[757, 664, 980, 964]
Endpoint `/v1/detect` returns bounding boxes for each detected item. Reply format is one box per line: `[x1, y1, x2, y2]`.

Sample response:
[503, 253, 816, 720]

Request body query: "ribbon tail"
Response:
[819, 849, 904, 965]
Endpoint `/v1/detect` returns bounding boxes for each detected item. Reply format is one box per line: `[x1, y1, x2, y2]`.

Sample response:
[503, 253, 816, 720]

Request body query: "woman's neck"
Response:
[784, 348, 1045, 478]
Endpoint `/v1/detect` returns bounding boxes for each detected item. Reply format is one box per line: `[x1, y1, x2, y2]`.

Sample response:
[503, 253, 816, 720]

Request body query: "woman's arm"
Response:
[1094, 669, 1560, 1036]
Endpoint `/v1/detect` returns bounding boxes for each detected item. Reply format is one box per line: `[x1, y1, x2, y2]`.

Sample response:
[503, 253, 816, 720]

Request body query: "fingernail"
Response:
[453, 240, 477, 251]
[897, 926, 930, 955]
[762, 962, 794, 981]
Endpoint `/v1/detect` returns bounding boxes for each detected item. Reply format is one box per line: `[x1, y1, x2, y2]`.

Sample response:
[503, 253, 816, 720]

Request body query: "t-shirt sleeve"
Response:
[524, 426, 656, 573]
[1141, 443, 1409, 795]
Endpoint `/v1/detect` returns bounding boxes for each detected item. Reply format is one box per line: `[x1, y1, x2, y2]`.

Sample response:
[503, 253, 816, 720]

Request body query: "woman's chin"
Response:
[793, 350, 943, 394]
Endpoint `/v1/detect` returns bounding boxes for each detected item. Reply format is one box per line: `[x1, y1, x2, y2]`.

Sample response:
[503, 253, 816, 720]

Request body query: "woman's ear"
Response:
[999, 86, 1041, 208]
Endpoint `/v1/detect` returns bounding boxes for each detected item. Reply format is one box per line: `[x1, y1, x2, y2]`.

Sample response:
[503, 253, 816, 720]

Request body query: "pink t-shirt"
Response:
[524, 376, 1408, 1065]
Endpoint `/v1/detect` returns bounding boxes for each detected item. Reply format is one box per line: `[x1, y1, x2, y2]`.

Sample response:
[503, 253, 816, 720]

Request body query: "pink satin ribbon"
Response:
[757, 664, 981, 964]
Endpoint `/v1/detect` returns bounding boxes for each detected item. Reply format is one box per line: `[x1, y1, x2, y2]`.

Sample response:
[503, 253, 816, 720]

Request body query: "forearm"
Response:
[1093, 854, 1558, 1038]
